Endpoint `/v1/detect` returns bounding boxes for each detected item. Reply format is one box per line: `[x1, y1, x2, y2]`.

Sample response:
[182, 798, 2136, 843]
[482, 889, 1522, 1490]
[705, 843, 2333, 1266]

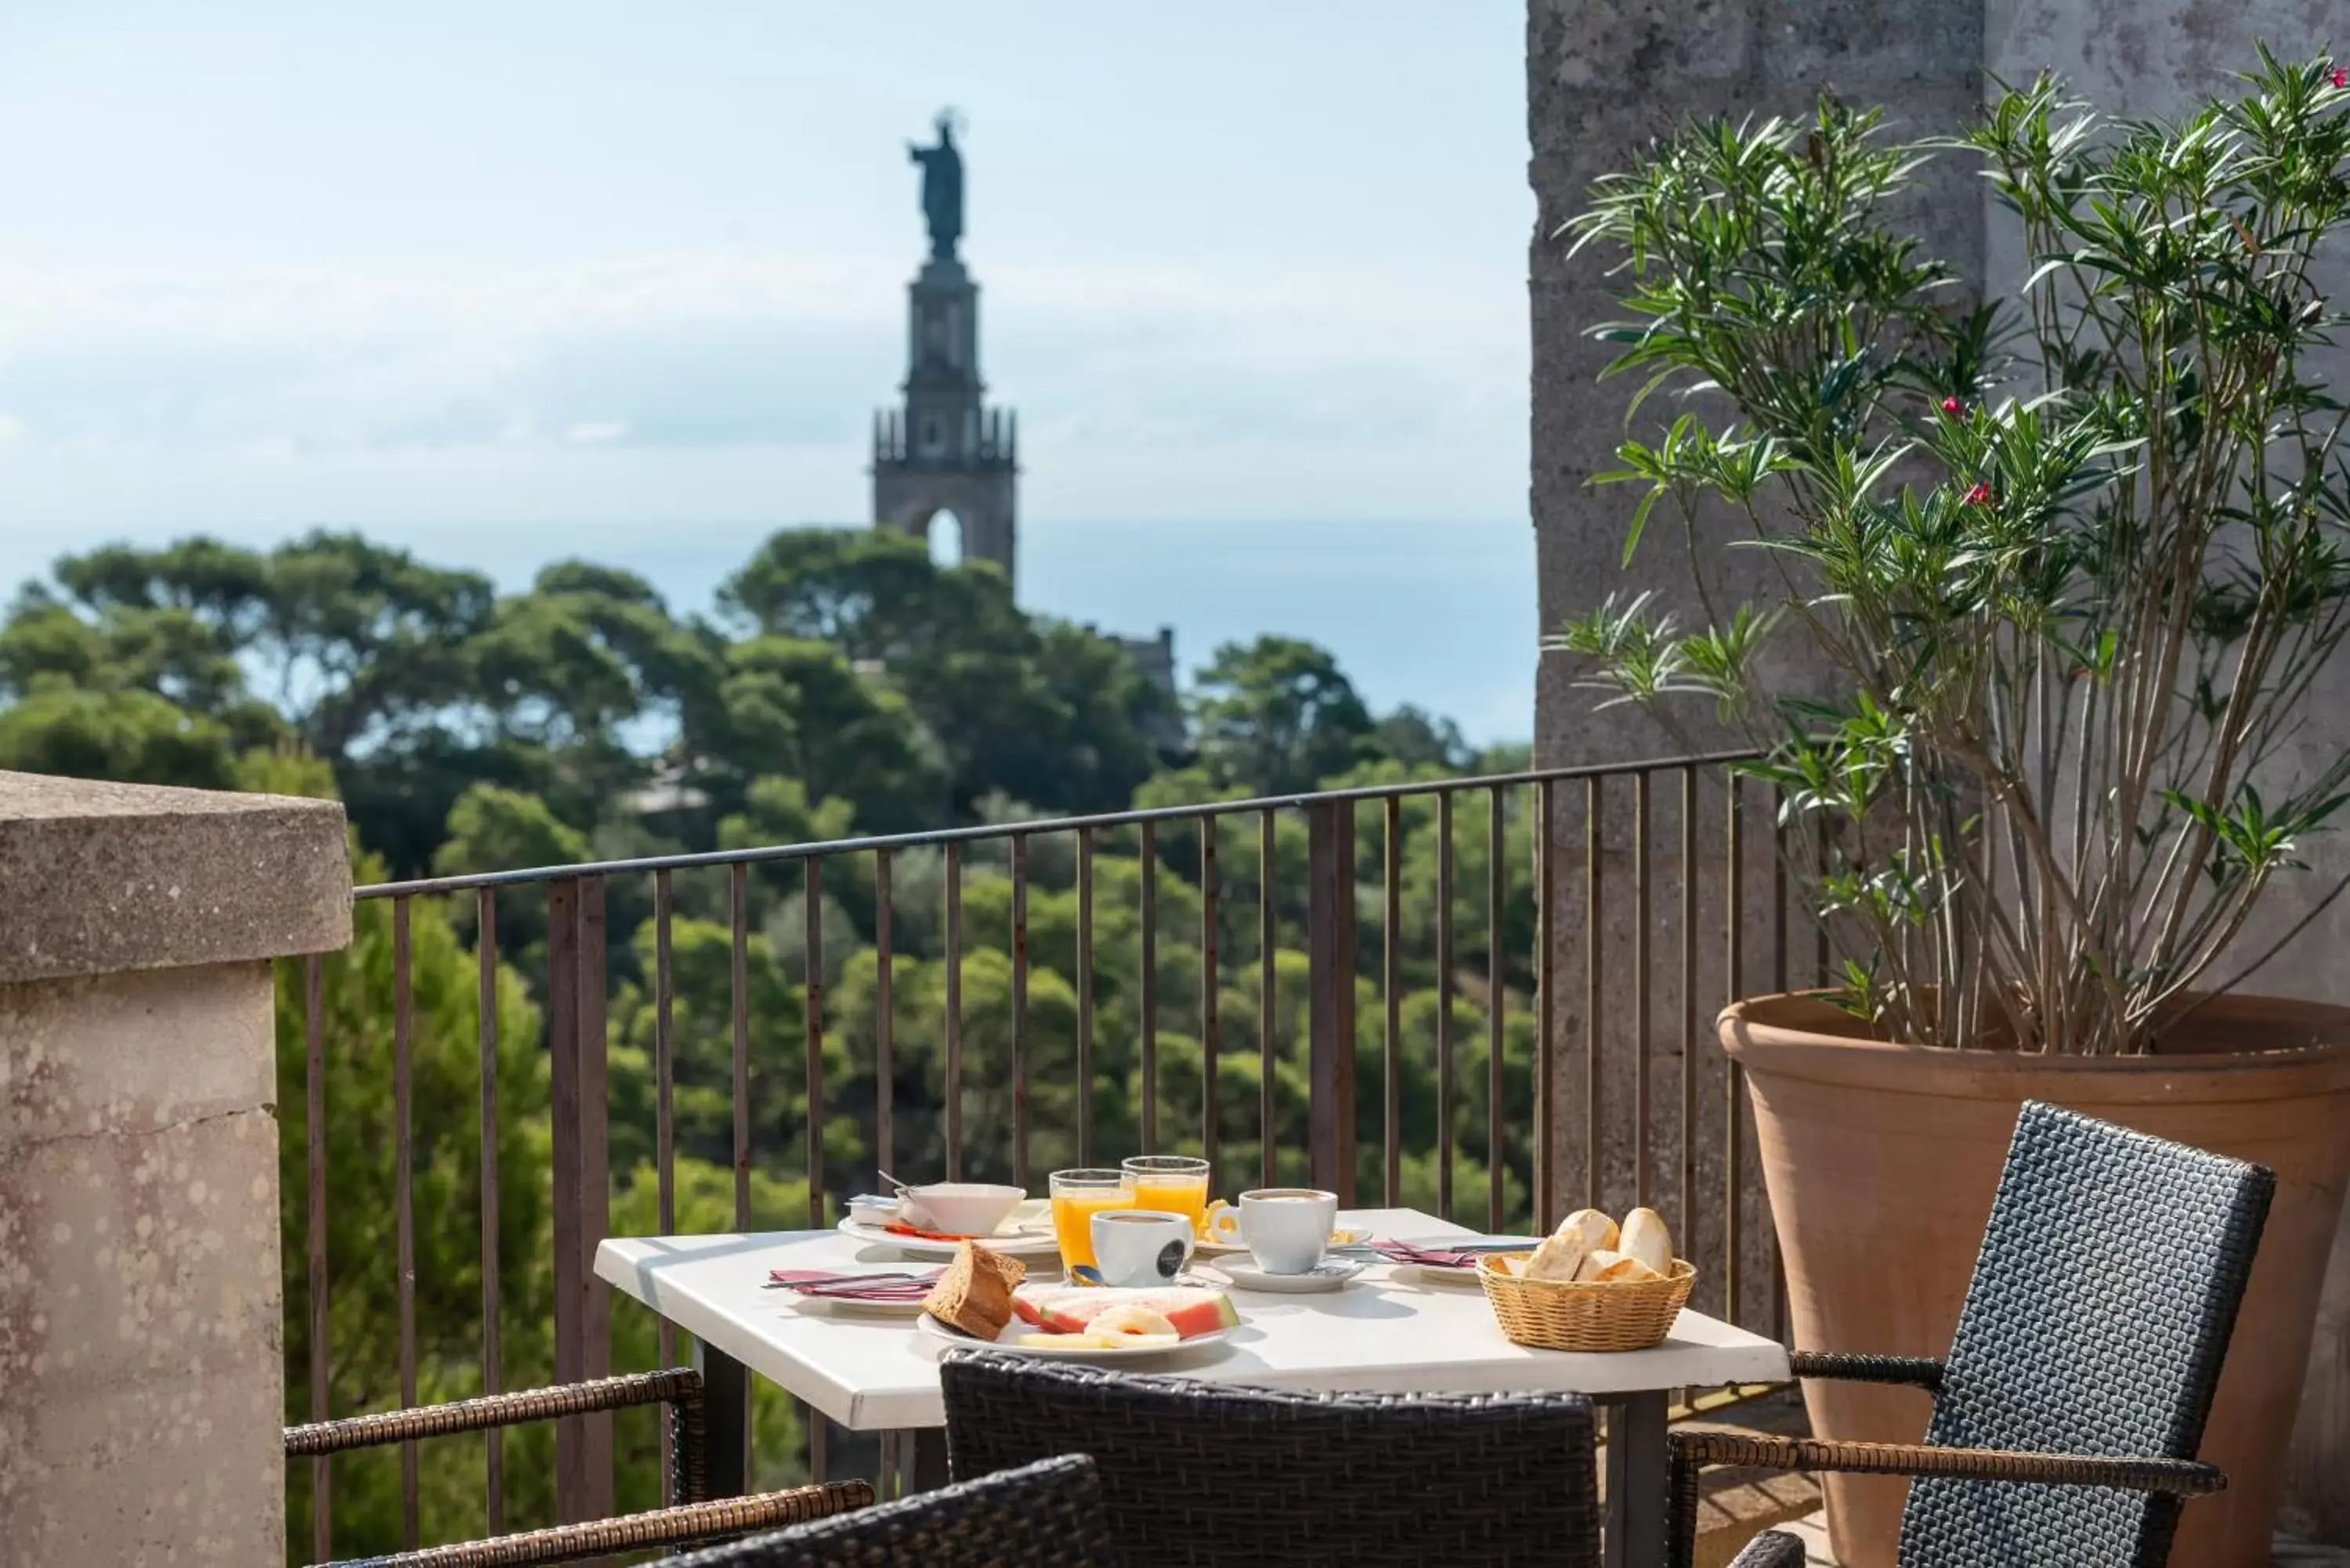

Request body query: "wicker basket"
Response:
[1478, 1254, 1696, 1352]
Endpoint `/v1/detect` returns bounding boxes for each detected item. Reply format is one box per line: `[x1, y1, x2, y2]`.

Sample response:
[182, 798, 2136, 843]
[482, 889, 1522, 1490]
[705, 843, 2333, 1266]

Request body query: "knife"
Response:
[1354, 1238, 1540, 1255]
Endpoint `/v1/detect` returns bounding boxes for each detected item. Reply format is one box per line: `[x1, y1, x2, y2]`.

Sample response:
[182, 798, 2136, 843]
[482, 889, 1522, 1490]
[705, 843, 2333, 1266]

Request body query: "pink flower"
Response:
[2334, 67, 2348, 89]
[1940, 396, 1962, 416]
[1963, 482, 1993, 506]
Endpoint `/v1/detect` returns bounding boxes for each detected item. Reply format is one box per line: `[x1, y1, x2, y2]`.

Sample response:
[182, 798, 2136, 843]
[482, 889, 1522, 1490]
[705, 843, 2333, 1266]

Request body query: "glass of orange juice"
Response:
[1049, 1169, 1133, 1271]
[1121, 1155, 1212, 1237]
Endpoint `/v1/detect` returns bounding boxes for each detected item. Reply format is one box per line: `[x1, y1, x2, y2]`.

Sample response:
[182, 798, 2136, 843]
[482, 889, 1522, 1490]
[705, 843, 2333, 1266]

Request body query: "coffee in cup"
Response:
[1090, 1208, 1193, 1288]
[1206, 1187, 1340, 1274]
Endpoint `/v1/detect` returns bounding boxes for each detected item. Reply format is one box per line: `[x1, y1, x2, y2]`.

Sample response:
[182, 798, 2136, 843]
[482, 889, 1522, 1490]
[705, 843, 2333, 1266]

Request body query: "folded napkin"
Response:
[1372, 1241, 1491, 1270]
[767, 1267, 942, 1301]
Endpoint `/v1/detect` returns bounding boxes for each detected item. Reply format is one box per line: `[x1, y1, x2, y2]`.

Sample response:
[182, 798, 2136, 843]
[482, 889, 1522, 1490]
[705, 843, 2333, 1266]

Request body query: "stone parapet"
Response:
[0, 771, 350, 985]
[0, 771, 349, 1566]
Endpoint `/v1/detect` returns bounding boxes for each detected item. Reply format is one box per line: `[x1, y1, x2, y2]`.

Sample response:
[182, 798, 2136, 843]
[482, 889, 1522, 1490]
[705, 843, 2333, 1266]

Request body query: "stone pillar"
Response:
[0, 772, 350, 1566]
[1527, 0, 1985, 1328]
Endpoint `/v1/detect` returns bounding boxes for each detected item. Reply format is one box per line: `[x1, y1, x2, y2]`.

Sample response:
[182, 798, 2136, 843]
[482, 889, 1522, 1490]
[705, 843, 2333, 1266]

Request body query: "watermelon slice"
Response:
[1011, 1285, 1238, 1340]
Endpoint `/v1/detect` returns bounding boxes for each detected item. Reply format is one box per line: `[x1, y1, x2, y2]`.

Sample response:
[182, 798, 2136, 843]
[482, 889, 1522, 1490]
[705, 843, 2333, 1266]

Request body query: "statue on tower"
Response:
[908, 110, 964, 261]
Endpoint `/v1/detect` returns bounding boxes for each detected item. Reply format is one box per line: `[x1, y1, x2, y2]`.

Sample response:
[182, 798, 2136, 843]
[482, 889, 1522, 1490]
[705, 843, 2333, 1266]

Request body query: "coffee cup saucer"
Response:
[1206, 1256, 1365, 1294]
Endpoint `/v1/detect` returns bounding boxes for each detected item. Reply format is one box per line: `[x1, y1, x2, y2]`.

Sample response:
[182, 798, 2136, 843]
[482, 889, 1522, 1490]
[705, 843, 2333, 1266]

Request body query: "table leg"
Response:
[692, 1340, 750, 1499]
[911, 1428, 951, 1492]
[1604, 1391, 1670, 1568]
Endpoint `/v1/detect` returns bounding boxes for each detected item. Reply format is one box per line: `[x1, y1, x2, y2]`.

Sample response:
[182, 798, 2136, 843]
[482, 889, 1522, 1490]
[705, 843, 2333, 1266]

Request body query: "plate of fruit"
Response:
[915, 1244, 1238, 1362]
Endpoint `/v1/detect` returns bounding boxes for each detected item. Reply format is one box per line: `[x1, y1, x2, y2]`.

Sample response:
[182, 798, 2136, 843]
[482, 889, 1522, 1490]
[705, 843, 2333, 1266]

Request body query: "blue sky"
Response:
[0, 3, 1538, 739]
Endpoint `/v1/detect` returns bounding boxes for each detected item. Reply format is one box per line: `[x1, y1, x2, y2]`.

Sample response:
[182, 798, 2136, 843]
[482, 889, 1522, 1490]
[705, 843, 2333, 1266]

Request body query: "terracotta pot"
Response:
[1719, 992, 2350, 1568]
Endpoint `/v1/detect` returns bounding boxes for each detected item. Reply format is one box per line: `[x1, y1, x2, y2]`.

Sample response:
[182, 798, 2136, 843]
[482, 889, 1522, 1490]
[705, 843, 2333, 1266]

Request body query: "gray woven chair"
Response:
[284, 1369, 873, 1566]
[940, 1353, 1797, 1568]
[663, 1454, 1115, 1566]
[1668, 1100, 2275, 1568]
[942, 1355, 1601, 1566]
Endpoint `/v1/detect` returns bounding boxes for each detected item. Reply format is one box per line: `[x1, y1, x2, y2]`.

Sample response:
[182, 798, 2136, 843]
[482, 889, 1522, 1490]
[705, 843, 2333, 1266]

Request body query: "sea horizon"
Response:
[2, 513, 1540, 747]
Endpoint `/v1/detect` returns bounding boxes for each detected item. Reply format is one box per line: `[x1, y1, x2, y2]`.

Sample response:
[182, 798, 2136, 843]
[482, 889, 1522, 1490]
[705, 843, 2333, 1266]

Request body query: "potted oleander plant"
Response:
[1554, 51, 2350, 1567]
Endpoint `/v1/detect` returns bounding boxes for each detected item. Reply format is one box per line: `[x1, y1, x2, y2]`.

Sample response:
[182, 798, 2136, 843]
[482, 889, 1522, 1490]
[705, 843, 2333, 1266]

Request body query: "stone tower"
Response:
[873, 111, 1019, 587]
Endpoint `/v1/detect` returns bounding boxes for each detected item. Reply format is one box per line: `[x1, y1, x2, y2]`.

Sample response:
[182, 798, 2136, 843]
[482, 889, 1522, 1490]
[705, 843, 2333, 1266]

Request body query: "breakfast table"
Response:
[595, 1205, 1789, 1568]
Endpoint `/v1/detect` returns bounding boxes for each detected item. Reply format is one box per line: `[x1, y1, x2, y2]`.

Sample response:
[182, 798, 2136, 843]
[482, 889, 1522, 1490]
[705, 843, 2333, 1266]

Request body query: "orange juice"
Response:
[1122, 1156, 1212, 1237]
[1048, 1169, 1133, 1270]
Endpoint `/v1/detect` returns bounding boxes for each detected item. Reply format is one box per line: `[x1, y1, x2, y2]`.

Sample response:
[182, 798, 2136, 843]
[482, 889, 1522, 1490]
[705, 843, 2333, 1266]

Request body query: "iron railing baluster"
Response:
[392, 898, 418, 1549]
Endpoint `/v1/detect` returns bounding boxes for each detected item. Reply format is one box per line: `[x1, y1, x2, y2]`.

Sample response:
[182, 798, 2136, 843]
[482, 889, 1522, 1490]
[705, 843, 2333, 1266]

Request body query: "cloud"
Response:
[0, 249, 1528, 527]
[0, 255, 888, 453]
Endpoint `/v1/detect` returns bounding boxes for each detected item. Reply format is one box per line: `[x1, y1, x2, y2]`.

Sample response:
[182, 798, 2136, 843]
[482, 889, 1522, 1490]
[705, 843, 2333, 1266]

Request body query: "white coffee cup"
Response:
[1090, 1208, 1193, 1288]
[1206, 1187, 1339, 1274]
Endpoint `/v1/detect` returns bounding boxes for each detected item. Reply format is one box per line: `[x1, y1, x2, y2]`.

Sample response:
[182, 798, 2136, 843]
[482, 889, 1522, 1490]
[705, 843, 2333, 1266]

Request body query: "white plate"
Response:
[1378, 1235, 1540, 1288]
[1195, 1225, 1376, 1256]
[916, 1311, 1233, 1362]
[1210, 1256, 1365, 1293]
[788, 1292, 931, 1318]
[1390, 1263, 1489, 1288]
[835, 1217, 1063, 1260]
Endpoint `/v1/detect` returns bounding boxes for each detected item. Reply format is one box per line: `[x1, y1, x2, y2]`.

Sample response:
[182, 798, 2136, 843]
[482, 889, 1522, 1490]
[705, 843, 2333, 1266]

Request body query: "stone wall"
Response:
[1983, 5, 2350, 1538]
[1526, 0, 1987, 1349]
[1528, 0, 2350, 1539]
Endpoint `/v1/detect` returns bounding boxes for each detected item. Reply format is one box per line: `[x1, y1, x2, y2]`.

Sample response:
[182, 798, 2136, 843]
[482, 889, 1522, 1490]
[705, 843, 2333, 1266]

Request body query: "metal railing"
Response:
[284, 750, 1804, 1559]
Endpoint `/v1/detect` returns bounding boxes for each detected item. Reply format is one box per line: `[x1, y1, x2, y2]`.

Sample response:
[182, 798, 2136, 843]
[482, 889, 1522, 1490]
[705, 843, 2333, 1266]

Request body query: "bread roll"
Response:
[1574, 1248, 1663, 1284]
[1521, 1226, 1589, 1284]
[1621, 1207, 1673, 1275]
[1558, 1208, 1619, 1252]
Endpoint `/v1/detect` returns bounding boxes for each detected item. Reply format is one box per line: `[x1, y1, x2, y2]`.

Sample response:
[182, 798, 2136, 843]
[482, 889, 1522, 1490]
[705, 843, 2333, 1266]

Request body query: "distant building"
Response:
[618, 761, 711, 819]
[1117, 624, 1184, 750]
[872, 111, 1019, 587]
[870, 111, 1180, 739]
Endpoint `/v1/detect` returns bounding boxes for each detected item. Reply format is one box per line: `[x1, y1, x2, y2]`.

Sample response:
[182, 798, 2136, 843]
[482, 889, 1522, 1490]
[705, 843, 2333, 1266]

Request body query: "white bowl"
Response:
[898, 1182, 1025, 1237]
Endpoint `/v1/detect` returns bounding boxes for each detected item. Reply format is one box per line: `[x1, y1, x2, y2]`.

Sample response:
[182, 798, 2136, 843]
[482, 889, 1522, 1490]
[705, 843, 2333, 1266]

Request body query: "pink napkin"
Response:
[1372, 1241, 1487, 1270]
[767, 1267, 942, 1302]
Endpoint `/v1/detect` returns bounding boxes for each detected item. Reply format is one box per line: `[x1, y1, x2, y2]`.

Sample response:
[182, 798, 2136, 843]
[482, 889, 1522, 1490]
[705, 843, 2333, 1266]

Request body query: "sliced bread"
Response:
[923, 1241, 1027, 1339]
[1573, 1248, 1663, 1284]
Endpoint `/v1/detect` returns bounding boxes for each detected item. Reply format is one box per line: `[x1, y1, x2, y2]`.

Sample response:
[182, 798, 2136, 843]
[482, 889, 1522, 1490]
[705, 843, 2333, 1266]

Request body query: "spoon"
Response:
[877, 1168, 915, 1196]
[1071, 1263, 1212, 1290]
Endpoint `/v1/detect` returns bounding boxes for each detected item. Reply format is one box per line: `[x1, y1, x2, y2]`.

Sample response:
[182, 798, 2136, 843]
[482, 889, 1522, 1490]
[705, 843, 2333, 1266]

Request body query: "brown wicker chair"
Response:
[662, 1454, 1115, 1566]
[283, 1369, 873, 1566]
[1666, 1102, 2275, 1568]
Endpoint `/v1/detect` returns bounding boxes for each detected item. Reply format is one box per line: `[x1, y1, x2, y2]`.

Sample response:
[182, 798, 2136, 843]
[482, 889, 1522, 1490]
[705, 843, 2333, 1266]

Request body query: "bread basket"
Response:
[1478, 1254, 1695, 1351]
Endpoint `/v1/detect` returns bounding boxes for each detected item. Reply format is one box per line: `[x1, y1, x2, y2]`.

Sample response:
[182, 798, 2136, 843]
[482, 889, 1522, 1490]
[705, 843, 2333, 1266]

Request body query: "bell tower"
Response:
[873, 110, 1019, 588]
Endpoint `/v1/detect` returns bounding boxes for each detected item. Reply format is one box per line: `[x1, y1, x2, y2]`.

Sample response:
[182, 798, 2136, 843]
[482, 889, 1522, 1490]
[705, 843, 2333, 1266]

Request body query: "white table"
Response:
[596, 1206, 1789, 1567]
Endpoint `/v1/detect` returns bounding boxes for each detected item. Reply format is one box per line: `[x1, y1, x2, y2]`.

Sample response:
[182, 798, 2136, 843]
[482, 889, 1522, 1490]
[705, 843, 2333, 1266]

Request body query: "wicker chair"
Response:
[1668, 1100, 2276, 1568]
[661, 1454, 1115, 1566]
[283, 1369, 873, 1566]
[1726, 1535, 1806, 1568]
[940, 1353, 1799, 1567]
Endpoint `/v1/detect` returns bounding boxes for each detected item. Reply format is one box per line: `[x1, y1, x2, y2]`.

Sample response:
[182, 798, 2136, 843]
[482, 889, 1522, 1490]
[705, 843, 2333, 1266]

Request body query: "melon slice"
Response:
[1083, 1305, 1179, 1346]
[1011, 1285, 1238, 1340]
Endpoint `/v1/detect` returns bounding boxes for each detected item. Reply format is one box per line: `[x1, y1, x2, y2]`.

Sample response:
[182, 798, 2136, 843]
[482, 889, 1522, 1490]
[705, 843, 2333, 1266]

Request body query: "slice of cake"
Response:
[922, 1241, 1027, 1340]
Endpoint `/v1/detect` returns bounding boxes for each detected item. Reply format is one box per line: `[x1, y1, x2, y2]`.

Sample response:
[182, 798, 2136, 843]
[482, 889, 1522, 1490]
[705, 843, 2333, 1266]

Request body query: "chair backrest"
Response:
[663, 1453, 1114, 1568]
[1901, 1100, 2274, 1566]
[941, 1352, 1601, 1567]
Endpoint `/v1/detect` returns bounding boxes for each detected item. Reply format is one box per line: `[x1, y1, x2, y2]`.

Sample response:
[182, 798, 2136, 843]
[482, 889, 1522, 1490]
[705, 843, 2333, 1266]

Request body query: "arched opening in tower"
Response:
[925, 508, 964, 569]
